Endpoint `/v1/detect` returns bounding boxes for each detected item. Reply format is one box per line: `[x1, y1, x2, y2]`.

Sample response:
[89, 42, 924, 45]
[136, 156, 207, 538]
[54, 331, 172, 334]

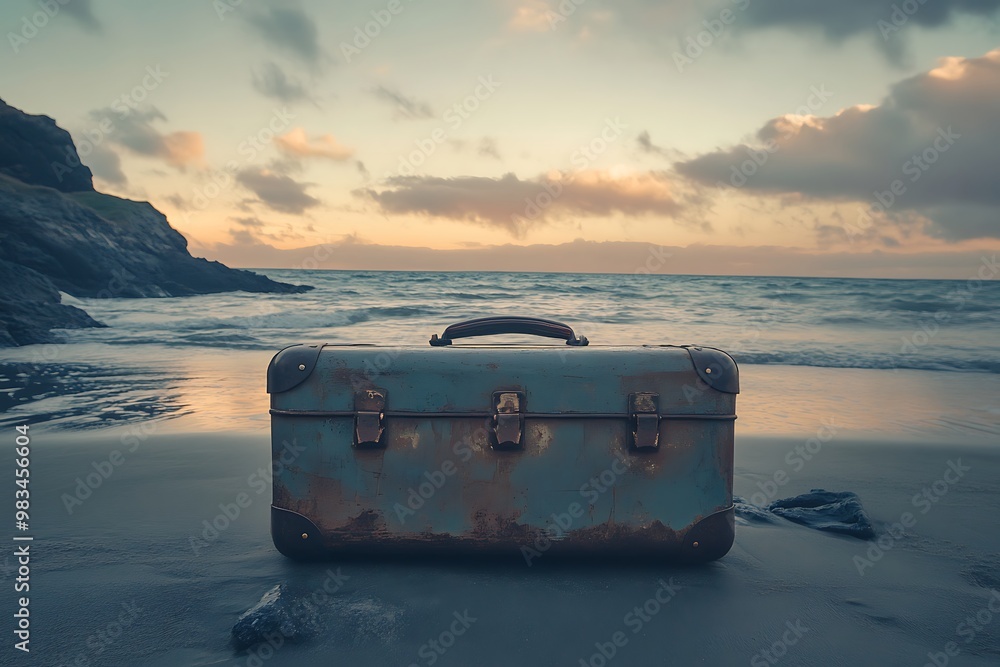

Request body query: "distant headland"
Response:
[0, 97, 311, 346]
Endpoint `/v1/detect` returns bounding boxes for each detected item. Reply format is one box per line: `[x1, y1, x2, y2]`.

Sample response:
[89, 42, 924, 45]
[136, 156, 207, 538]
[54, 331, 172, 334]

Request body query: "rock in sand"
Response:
[231, 584, 325, 651]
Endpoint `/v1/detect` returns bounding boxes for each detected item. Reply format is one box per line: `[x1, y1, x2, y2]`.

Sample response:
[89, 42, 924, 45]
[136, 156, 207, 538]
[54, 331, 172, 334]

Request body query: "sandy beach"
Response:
[0, 272, 997, 666]
[4, 422, 996, 666]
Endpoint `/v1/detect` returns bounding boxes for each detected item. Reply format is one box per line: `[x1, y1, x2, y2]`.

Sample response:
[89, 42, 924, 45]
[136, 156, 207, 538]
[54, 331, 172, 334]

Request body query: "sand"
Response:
[1, 427, 996, 667]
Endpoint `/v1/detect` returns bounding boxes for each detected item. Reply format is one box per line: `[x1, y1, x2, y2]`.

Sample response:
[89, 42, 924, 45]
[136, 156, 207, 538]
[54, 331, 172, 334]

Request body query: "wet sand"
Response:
[7, 429, 999, 666]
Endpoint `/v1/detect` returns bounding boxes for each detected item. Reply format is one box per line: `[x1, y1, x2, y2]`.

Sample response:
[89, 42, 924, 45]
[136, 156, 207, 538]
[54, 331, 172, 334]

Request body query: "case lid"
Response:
[268, 344, 738, 417]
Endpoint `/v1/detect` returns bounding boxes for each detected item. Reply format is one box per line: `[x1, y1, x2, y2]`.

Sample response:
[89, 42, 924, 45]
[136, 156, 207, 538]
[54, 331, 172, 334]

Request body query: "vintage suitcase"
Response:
[267, 316, 738, 563]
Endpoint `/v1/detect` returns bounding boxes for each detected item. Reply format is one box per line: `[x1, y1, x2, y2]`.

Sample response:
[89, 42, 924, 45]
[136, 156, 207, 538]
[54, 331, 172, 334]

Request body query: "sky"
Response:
[1, 0, 999, 278]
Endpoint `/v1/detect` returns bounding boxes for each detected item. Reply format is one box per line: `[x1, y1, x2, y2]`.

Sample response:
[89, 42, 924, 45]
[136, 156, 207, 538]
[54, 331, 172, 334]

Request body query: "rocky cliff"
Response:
[0, 98, 310, 346]
[0, 97, 94, 192]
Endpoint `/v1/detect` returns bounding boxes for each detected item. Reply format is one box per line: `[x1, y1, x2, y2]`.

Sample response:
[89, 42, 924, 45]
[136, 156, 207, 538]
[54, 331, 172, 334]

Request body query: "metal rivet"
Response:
[693, 541, 700, 548]
[298, 364, 306, 371]
[301, 533, 309, 540]
[704, 368, 712, 374]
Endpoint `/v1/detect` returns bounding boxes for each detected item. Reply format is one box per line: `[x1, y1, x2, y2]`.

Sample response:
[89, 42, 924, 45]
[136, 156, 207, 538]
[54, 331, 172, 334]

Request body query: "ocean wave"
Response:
[76, 335, 277, 350]
[165, 305, 440, 332]
[35, 272, 1000, 374]
[735, 351, 1000, 374]
[816, 315, 871, 325]
[178, 333, 264, 345]
[760, 292, 812, 302]
[880, 298, 950, 312]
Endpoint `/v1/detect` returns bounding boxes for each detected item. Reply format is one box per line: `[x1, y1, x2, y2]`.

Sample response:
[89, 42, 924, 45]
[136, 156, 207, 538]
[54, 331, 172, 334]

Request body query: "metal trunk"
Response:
[268, 319, 738, 564]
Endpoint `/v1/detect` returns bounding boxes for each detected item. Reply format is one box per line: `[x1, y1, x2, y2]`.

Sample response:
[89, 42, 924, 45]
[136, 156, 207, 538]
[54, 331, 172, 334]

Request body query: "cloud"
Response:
[156, 132, 204, 168]
[251, 62, 311, 103]
[196, 236, 996, 280]
[738, 0, 1000, 38]
[236, 168, 320, 214]
[478, 137, 501, 160]
[88, 107, 204, 169]
[233, 216, 266, 228]
[226, 215, 307, 245]
[82, 144, 126, 185]
[228, 216, 267, 244]
[917, 203, 1000, 241]
[228, 228, 259, 245]
[359, 170, 683, 236]
[570, 1, 1000, 64]
[370, 86, 434, 120]
[164, 194, 189, 210]
[62, 0, 102, 32]
[637, 131, 684, 160]
[675, 49, 1000, 241]
[637, 130, 658, 153]
[274, 128, 353, 161]
[509, 1, 556, 32]
[244, 3, 323, 65]
[733, 0, 1000, 62]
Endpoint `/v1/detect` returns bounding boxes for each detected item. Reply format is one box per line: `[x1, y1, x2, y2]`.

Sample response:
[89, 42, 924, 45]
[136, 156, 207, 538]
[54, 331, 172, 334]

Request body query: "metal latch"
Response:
[629, 392, 660, 451]
[491, 391, 524, 450]
[354, 388, 386, 448]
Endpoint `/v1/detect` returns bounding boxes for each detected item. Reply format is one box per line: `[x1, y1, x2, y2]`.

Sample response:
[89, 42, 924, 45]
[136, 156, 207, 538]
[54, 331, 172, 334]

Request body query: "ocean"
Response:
[2, 270, 997, 439]
[4, 270, 1000, 667]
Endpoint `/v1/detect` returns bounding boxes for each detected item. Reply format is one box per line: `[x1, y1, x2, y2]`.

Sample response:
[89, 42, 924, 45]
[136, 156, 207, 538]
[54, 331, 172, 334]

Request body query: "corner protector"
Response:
[271, 506, 326, 560]
[681, 505, 735, 563]
[267, 344, 324, 394]
[684, 346, 740, 394]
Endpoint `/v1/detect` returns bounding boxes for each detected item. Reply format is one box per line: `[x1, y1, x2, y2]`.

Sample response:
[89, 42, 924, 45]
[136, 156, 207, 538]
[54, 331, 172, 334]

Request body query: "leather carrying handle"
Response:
[429, 316, 589, 346]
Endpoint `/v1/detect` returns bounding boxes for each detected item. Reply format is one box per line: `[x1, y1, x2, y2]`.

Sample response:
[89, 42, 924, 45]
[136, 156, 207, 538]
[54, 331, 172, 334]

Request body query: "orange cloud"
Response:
[359, 169, 683, 236]
[275, 127, 353, 160]
[161, 131, 205, 168]
[509, 2, 553, 32]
